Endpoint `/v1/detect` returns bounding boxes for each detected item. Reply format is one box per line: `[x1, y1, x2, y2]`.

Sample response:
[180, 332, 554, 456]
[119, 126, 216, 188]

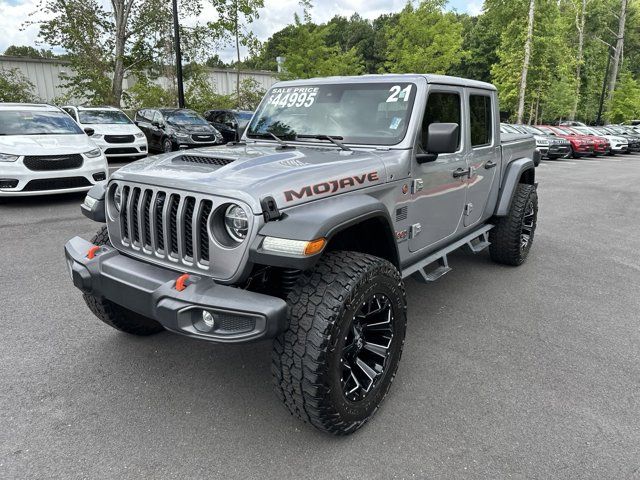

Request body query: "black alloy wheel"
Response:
[341, 293, 395, 402]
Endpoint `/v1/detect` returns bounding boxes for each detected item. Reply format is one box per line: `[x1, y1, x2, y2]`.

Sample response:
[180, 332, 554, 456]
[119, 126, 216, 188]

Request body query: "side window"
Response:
[421, 92, 461, 151]
[136, 110, 146, 122]
[469, 94, 493, 147]
[64, 108, 77, 121]
[152, 111, 163, 125]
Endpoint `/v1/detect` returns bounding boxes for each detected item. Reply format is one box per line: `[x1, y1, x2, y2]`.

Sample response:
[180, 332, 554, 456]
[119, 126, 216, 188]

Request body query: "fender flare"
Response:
[495, 158, 535, 217]
[249, 194, 399, 270]
[80, 181, 107, 223]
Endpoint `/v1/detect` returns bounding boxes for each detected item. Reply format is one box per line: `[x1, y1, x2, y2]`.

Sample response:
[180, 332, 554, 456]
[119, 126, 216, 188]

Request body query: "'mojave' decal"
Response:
[284, 172, 379, 202]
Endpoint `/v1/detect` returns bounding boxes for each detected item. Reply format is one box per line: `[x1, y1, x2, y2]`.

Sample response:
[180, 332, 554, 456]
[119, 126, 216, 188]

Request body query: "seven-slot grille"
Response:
[105, 134, 135, 143]
[119, 185, 213, 265]
[23, 154, 83, 171]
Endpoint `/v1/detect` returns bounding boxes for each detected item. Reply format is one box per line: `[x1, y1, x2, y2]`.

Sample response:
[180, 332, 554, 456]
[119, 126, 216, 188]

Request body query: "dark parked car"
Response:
[203, 110, 253, 143]
[134, 108, 224, 153]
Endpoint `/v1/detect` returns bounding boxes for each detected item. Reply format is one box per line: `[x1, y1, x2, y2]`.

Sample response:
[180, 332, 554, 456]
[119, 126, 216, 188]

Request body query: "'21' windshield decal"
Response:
[386, 85, 412, 103]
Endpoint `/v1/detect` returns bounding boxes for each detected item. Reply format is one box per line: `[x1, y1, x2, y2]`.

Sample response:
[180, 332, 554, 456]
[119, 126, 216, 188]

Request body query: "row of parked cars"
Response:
[0, 103, 252, 197]
[501, 122, 640, 165]
[1, 99, 639, 198]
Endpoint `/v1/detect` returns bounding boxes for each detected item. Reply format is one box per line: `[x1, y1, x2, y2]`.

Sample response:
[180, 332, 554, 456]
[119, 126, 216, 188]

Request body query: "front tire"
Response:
[489, 183, 538, 266]
[162, 137, 174, 153]
[82, 227, 164, 336]
[272, 251, 407, 435]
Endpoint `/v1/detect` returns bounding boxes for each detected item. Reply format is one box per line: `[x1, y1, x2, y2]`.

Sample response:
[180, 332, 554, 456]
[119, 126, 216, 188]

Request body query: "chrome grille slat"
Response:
[175, 196, 187, 261]
[184, 197, 196, 260]
[126, 186, 136, 244]
[199, 201, 212, 263]
[147, 190, 157, 251]
[134, 188, 144, 247]
[120, 186, 130, 241]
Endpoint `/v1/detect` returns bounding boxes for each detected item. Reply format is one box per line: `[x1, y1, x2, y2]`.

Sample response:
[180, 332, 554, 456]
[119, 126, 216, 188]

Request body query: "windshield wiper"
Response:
[250, 132, 295, 150]
[297, 134, 351, 151]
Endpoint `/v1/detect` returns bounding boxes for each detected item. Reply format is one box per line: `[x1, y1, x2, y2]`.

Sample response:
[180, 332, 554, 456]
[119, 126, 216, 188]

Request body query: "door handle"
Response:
[452, 167, 470, 178]
[485, 160, 497, 169]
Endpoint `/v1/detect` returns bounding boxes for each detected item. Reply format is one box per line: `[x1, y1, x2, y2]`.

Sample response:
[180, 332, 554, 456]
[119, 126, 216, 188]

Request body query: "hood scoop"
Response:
[173, 154, 235, 167]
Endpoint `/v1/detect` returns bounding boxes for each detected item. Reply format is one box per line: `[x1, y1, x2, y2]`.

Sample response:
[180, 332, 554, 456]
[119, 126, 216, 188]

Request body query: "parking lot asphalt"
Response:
[2, 154, 640, 479]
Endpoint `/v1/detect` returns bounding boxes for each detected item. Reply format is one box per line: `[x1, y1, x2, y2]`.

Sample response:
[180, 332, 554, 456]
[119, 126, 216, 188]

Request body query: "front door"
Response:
[409, 87, 468, 253]
[464, 90, 499, 227]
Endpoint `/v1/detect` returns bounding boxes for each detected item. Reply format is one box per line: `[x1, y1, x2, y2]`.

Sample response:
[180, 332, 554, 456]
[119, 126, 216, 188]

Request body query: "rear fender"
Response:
[495, 158, 535, 216]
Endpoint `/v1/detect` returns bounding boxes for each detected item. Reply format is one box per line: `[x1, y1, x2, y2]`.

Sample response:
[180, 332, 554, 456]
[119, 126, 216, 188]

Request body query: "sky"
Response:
[0, 0, 484, 62]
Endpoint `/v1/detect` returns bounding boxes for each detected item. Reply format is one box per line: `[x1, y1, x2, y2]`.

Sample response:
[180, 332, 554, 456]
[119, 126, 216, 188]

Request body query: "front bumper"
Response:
[0, 155, 108, 197]
[64, 236, 288, 343]
[539, 145, 571, 158]
[94, 138, 148, 158]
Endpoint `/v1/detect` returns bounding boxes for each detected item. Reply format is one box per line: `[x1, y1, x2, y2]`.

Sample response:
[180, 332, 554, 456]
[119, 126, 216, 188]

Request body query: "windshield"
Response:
[555, 126, 576, 135]
[500, 124, 518, 134]
[0, 110, 84, 135]
[247, 82, 417, 146]
[522, 125, 546, 135]
[574, 126, 597, 135]
[165, 110, 208, 126]
[78, 109, 131, 124]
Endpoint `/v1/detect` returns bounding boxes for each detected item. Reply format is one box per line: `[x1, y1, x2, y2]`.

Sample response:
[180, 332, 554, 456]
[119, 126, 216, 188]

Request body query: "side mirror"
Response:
[84, 127, 95, 136]
[417, 123, 459, 163]
[226, 121, 238, 129]
[152, 121, 163, 128]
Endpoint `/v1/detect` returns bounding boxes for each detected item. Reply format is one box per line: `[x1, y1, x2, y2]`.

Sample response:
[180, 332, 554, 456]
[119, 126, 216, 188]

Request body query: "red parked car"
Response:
[537, 125, 596, 158]
[559, 126, 610, 156]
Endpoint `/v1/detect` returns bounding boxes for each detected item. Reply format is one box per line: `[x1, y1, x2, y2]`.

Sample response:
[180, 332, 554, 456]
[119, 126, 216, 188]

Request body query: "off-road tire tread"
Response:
[82, 226, 164, 336]
[489, 183, 537, 266]
[271, 251, 407, 435]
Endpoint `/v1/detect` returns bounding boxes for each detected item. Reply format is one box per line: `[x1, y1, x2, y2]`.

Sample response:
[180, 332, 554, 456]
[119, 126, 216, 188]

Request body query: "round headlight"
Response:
[224, 204, 248, 242]
[113, 185, 122, 212]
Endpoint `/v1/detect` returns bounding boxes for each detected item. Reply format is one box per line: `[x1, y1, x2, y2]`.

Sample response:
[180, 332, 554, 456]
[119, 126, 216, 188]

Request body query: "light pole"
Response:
[172, 0, 185, 108]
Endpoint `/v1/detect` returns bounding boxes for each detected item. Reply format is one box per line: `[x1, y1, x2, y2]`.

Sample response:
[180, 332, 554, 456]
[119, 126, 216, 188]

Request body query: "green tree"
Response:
[126, 75, 176, 108]
[35, 0, 207, 106]
[3, 45, 57, 59]
[0, 68, 38, 102]
[382, 0, 467, 75]
[279, 16, 365, 80]
[208, 0, 264, 104]
[607, 71, 640, 122]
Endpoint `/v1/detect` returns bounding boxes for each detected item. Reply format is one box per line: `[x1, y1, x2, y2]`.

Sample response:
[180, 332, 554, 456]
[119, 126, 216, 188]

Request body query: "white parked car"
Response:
[0, 103, 108, 197]
[62, 105, 147, 159]
[573, 126, 628, 154]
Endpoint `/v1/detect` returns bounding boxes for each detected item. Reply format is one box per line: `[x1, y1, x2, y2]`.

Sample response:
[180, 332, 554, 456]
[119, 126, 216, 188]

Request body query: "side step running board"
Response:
[402, 224, 494, 283]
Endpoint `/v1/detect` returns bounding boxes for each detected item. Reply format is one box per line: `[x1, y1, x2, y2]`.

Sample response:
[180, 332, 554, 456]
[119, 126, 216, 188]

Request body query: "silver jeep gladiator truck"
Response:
[65, 74, 539, 435]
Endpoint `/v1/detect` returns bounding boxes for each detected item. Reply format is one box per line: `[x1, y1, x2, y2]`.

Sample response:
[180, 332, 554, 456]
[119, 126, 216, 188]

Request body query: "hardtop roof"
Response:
[272, 73, 496, 91]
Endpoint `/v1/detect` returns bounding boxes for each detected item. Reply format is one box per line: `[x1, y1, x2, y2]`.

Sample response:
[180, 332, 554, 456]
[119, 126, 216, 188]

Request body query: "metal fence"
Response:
[0, 55, 278, 104]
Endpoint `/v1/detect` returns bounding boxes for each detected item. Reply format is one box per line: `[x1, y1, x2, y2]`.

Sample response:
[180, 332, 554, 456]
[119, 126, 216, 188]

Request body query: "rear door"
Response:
[463, 90, 499, 227]
[409, 86, 468, 253]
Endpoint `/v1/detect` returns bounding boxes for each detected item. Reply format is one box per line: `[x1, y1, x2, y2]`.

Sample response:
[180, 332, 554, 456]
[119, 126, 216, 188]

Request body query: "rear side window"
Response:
[422, 92, 461, 151]
[469, 95, 492, 147]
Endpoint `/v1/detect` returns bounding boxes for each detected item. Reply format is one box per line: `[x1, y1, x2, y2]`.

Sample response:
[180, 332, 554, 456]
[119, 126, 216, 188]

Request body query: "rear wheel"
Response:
[272, 251, 407, 435]
[82, 227, 164, 336]
[489, 183, 538, 266]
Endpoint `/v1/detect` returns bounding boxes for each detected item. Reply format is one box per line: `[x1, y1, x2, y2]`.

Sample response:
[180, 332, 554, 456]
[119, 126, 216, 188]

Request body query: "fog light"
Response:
[202, 310, 215, 329]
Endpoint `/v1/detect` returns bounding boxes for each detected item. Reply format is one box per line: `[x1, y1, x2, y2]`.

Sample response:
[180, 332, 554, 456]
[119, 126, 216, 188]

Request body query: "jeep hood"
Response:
[110, 144, 392, 213]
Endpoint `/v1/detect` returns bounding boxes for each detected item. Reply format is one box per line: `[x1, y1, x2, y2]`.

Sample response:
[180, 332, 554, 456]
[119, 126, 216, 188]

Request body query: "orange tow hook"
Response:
[175, 273, 190, 292]
[86, 245, 100, 259]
